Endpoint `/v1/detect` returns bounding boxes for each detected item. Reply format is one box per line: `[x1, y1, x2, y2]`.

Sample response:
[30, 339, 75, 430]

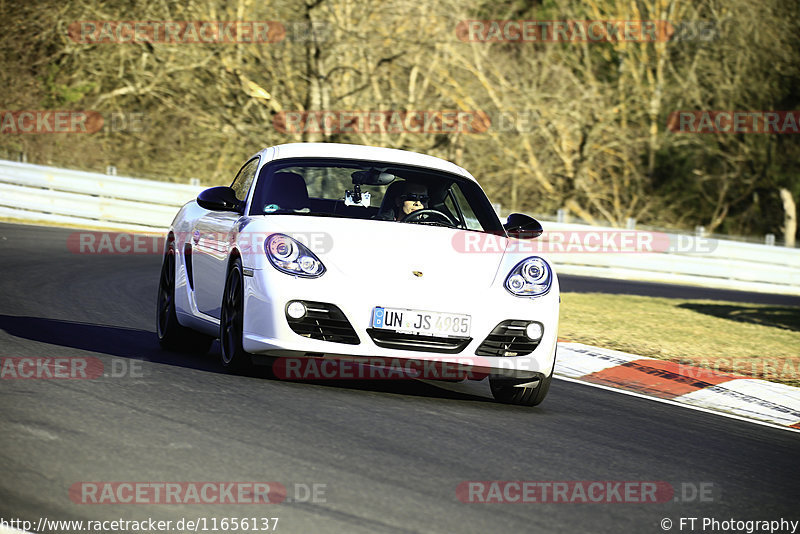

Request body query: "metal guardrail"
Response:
[539, 222, 799, 295]
[0, 160, 203, 231]
[0, 159, 798, 295]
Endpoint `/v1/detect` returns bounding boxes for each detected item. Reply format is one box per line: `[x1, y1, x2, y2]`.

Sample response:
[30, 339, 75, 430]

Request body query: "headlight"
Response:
[504, 257, 552, 297]
[266, 234, 326, 278]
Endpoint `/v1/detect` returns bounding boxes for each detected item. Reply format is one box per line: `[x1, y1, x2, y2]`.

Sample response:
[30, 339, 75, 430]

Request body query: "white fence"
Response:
[0, 160, 203, 231]
[538, 221, 799, 295]
[0, 159, 798, 296]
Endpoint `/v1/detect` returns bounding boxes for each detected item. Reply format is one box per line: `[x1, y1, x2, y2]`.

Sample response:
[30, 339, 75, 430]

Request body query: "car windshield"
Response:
[249, 158, 504, 233]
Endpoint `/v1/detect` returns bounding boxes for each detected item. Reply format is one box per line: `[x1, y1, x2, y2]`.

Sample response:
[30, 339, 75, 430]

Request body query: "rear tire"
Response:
[490, 350, 556, 406]
[156, 241, 213, 353]
[219, 257, 253, 373]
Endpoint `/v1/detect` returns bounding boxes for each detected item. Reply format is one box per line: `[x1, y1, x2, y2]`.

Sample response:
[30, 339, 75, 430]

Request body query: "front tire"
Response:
[219, 257, 253, 373]
[156, 241, 213, 353]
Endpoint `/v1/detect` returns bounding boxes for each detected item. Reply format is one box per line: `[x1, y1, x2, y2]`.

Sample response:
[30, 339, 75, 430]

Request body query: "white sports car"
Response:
[157, 143, 559, 405]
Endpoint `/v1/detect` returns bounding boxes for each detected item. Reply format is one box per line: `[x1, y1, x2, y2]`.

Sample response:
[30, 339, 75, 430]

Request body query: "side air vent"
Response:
[183, 243, 194, 290]
[475, 320, 540, 357]
[286, 301, 360, 345]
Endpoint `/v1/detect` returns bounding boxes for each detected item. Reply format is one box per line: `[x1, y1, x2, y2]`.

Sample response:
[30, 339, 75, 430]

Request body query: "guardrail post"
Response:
[190, 178, 200, 187]
[557, 208, 566, 223]
[695, 225, 705, 237]
[765, 233, 776, 246]
[106, 165, 117, 176]
[626, 217, 636, 229]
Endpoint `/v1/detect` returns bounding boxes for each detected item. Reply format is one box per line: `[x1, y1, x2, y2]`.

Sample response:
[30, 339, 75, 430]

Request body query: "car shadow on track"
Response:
[0, 314, 510, 406]
[0, 313, 223, 372]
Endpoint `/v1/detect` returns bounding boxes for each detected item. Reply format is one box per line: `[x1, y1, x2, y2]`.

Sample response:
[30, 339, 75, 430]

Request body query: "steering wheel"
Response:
[400, 208, 457, 227]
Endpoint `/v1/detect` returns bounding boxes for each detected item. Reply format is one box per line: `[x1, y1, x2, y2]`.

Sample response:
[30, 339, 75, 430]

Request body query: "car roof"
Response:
[260, 143, 475, 182]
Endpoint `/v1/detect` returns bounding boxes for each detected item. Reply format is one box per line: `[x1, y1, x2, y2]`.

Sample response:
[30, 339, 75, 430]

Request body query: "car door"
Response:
[192, 157, 259, 319]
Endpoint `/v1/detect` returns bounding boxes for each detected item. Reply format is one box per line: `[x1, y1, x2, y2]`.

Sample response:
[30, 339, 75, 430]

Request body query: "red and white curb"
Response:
[557, 342, 800, 430]
[427, 342, 800, 432]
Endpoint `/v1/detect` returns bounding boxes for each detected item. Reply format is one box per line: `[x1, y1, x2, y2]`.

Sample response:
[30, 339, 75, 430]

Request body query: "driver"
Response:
[391, 182, 429, 221]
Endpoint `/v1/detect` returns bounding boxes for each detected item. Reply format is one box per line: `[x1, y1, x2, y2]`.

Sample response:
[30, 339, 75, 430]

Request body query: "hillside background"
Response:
[1, 0, 798, 243]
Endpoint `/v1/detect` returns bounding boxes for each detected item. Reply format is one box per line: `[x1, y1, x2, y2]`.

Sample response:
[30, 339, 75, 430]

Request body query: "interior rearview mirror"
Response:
[351, 169, 396, 186]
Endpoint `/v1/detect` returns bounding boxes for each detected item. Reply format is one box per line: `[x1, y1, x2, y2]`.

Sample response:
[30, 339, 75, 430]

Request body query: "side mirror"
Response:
[504, 213, 543, 239]
[197, 186, 242, 212]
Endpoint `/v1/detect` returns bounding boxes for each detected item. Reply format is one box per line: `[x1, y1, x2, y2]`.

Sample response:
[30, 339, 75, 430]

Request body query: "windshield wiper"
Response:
[411, 221, 459, 228]
[264, 210, 345, 218]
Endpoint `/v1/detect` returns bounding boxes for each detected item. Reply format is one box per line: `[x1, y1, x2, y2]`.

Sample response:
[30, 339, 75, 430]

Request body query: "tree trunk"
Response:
[303, 1, 328, 143]
[779, 187, 796, 247]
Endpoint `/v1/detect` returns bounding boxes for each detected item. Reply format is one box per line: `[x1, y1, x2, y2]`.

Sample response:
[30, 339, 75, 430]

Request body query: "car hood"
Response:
[244, 215, 508, 288]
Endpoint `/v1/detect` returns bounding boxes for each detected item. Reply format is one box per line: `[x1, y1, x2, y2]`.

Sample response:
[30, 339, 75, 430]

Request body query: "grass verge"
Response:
[558, 292, 800, 387]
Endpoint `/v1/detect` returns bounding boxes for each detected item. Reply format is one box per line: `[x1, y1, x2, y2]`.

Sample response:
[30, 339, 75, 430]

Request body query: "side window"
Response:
[231, 157, 260, 203]
[442, 193, 462, 226]
[450, 183, 482, 231]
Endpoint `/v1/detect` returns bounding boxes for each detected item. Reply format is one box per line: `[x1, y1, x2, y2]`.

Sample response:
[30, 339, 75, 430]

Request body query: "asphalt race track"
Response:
[1, 222, 798, 534]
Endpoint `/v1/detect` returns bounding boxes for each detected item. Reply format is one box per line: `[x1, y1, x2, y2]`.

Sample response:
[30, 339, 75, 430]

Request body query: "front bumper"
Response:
[241, 269, 559, 380]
